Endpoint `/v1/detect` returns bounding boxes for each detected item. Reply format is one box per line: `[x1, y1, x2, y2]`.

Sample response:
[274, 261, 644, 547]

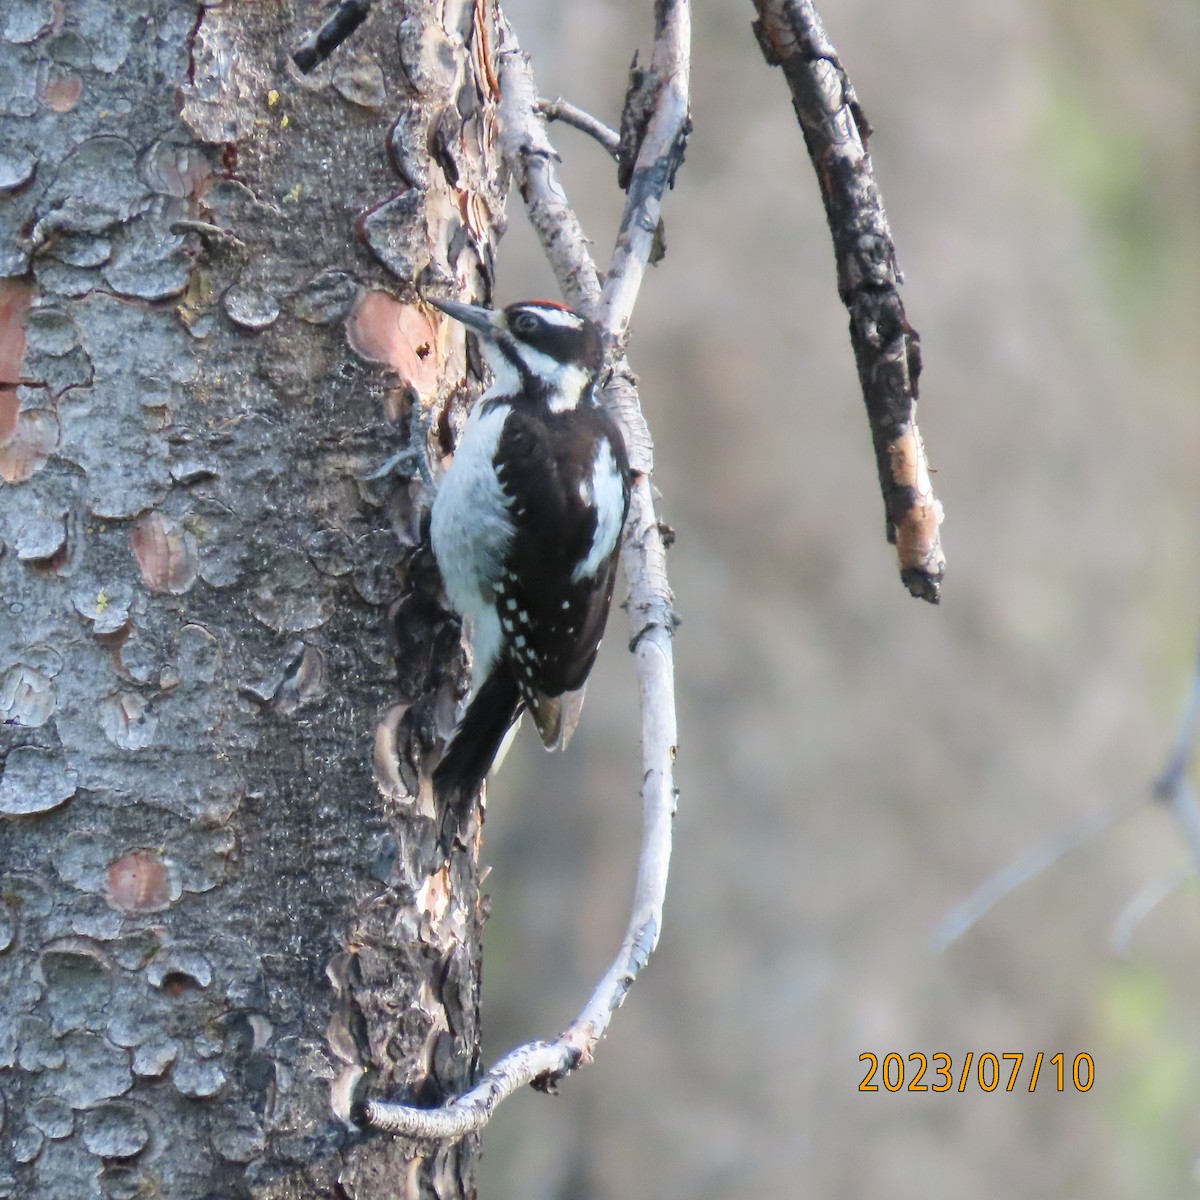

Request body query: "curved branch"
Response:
[537, 98, 621, 160]
[752, 0, 945, 603]
[364, 1, 688, 1140]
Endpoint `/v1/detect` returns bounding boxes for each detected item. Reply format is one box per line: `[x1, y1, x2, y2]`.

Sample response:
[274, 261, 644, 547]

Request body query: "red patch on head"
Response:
[528, 299, 571, 310]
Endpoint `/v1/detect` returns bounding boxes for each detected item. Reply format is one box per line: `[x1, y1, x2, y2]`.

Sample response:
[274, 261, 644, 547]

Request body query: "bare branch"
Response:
[364, 1, 689, 1140]
[598, 0, 691, 342]
[495, 46, 603, 312]
[932, 794, 1144, 953]
[936, 644, 1200, 950]
[292, 0, 372, 74]
[1111, 858, 1195, 957]
[537, 98, 621, 160]
[751, 0, 945, 603]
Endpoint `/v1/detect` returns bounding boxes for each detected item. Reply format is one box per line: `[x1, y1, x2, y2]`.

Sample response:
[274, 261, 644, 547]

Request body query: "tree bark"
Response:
[0, 1, 504, 1196]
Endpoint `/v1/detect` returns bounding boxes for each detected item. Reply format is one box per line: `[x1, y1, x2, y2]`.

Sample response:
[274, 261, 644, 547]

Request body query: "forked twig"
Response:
[365, 0, 689, 1139]
[751, 0, 945, 602]
[932, 794, 1145, 953]
[936, 644, 1200, 951]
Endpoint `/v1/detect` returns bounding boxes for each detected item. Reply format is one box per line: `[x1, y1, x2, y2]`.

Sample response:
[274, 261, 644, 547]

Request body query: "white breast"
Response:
[430, 401, 512, 685]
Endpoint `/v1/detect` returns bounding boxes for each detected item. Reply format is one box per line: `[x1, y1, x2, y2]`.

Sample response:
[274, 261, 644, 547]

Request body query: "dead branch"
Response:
[751, 0, 944, 603]
[364, 0, 689, 1140]
[292, 0, 373, 74]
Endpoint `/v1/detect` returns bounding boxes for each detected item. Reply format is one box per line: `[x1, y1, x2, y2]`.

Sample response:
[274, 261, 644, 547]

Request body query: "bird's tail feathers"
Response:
[529, 685, 586, 750]
[433, 668, 525, 821]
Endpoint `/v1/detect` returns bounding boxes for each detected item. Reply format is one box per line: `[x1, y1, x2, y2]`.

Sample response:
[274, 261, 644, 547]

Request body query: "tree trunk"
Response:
[0, 1, 505, 1196]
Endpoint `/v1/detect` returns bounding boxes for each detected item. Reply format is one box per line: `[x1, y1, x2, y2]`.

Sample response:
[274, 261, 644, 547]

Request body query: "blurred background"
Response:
[475, 0, 1200, 1195]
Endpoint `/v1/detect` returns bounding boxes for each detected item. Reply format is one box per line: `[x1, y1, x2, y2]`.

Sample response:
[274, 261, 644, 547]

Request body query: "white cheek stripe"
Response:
[572, 439, 624, 582]
[517, 346, 589, 413]
[479, 342, 522, 399]
[524, 306, 585, 330]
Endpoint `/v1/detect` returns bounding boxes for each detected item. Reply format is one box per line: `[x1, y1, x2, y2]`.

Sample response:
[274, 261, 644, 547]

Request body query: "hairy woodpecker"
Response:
[429, 297, 632, 813]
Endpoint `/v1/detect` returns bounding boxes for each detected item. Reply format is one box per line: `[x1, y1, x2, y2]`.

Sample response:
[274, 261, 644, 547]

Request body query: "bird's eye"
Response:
[511, 311, 540, 335]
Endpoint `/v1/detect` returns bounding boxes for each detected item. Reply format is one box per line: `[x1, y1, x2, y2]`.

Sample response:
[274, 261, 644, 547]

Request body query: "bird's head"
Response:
[430, 297, 604, 412]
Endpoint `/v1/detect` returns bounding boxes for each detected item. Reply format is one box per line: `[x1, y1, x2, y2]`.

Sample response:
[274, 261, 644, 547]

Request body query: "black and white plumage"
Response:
[429, 297, 632, 814]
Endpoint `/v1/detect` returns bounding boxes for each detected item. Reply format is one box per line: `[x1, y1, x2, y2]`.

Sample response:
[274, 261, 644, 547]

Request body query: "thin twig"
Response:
[292, 0, 373, 74]
[365, 2, 688, 1140]
[751, 0, 944, 603]
[932, 794, 1145, 952]
[537, 98, 621, 160]
[936, 643, 1200, 951]
[1111, 859, 1196, 957]
[597, 0, 691, 343]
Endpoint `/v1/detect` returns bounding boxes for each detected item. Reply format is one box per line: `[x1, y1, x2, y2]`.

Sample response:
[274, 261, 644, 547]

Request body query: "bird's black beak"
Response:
[427, 297, 503, 339]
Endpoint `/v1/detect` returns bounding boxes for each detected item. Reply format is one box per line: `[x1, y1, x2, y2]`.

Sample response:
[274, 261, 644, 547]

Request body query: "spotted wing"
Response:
[493, 406, 630, 746]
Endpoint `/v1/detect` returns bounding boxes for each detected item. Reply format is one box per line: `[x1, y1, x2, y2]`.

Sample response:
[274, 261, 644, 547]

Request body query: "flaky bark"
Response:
[0, 1, 504, 1196]
[366, 0, 688, 1138]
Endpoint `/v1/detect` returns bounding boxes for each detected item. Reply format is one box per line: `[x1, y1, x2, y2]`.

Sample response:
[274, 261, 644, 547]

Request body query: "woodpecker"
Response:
[428, 297, 631, 815]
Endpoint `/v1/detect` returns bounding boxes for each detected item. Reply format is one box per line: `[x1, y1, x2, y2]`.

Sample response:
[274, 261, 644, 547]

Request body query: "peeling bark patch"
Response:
[332, 56, 387, 110]
[11, 501, 68, 562]
[41, 942, 113, 1035]
[172, 1054, 225, 1098]
[221, 280, 280, 330]
[80, 1103, 148, 1159]
[40, 70, 83, 113]
[0, 276, 32, 389]
[28, 1096, 74, 1138]
[106, 851, 172, 913]
[249, 565, 331, 633]
[345, 291, 442, 400]
[179, 7, 256, 144]
[139, 137, 210, 199]
[131, 511, 199, 595]
[104, 206, 192, 302]
[888, 424, 943, 575]
[0, 409, 59, 482]
[175, 622, 220, 683]
[131, 1038, 177, 1078]
[358, 190, 431, 282]
[417, 865, 451, 926]
[72, 581, 133, 635]
[146, 948, 212, 992]
[0, 139, 38, 191]
[0, 388, 18, 441]
[304, 527, 355, 577]
[272, 643, 326, 713]
[99, 691, 159, 750]
[48, 1033, 133, 1109]
[58, 293, 192, 518]
[0, 746, 77, 815]
[4, 0, 57, 45]
[12, 1123, 45, 1163]
[33, 136, 147, 244]
[0, 662, 57, 726]
[396, 14, 460, 97]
